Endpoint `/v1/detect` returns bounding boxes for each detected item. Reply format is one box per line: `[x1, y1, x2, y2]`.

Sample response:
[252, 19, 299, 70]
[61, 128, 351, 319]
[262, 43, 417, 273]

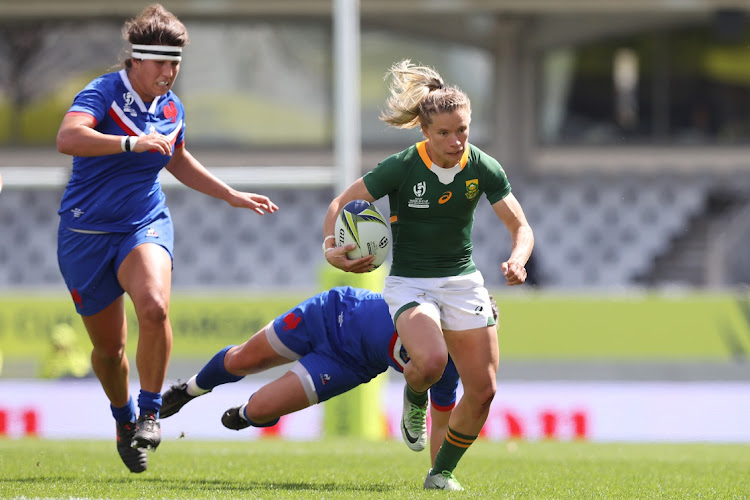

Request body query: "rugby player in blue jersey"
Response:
[55, 4, 278, 473]
[160, 285, 498, 471]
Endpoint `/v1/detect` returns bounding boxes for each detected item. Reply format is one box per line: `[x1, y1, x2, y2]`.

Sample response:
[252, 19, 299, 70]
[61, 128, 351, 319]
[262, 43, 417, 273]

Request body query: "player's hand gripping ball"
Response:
[334, 200, 391, 269]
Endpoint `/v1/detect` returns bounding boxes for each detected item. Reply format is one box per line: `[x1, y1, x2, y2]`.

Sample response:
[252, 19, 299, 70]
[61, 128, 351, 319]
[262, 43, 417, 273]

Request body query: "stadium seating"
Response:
[0, 174, 714, 291]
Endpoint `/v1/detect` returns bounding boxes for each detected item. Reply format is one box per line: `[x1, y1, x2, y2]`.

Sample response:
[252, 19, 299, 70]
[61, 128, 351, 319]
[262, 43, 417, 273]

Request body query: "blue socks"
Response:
[195, 346, 245, 390]
[112, 345, 242, 423]
[111, 396, 136, 424]
[138, 390, 162, 418]
[111, 392, 163, 421]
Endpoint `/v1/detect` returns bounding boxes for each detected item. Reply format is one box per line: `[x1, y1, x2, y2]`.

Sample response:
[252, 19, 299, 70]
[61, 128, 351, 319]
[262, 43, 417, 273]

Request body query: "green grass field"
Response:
[1, 438, 748, 499]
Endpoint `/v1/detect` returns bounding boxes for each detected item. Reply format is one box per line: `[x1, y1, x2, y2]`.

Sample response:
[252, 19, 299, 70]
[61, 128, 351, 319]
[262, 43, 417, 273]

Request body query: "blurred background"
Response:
[1, 0, 750, 442]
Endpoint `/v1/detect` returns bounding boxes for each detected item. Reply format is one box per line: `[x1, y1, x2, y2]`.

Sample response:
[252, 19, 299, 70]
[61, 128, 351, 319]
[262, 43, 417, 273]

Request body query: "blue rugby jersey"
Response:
[58, 69, 186, 232]
[311, 286, 460, 409]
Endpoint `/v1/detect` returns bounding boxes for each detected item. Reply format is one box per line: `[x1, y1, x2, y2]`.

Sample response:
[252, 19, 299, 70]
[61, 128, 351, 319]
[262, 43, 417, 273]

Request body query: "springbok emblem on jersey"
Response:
[465, 179, 479, 200]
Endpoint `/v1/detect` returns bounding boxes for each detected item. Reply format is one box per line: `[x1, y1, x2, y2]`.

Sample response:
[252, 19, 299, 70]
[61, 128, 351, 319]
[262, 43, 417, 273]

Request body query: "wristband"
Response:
[121, 136, 139, 152]
[322, 235, 335, 253]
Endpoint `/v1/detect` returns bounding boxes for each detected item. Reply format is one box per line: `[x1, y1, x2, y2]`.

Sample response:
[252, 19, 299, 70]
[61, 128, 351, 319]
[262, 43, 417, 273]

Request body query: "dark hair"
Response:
[122, 4, 189, 68]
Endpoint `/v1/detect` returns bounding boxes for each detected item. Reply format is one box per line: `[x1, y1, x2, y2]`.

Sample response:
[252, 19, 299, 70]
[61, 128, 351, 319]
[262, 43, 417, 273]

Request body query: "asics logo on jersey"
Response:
[439, 191, 452, 204]
[164, 101, 177, 122]
[282, 312, 301, 331]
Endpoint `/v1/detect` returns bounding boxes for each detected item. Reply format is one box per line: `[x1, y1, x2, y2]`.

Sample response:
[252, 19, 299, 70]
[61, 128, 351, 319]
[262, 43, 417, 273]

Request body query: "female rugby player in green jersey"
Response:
[323, 60, 534, 491]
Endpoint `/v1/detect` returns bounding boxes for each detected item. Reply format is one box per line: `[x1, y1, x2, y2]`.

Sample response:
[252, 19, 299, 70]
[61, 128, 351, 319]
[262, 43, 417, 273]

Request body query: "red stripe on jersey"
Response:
[108, 107, 139, 136]
[66, 111, 98, 127]
[167, 121, 183, 147]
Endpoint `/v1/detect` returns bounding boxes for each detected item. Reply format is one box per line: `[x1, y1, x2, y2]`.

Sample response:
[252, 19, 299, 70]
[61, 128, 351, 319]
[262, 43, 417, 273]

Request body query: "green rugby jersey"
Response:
[363, 141, 511, 278]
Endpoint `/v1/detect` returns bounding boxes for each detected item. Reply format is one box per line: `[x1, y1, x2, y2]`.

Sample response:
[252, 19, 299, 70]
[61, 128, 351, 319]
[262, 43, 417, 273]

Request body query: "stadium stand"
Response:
[1, 169, 735, 291]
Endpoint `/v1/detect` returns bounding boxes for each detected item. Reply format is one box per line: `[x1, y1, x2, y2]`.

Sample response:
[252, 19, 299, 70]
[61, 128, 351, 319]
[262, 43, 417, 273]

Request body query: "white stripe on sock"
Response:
[239, 403, 250, 422]
[186, 375, 210, 396]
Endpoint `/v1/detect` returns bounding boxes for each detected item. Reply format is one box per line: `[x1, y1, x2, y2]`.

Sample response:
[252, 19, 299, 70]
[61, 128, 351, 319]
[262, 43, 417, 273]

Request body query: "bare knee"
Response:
[92, 343, 126, 365]
[411, 352, 448, 387]
[479, 385, 496, 412]
[222, 345, 249, 375]
[134, 293, 169, 326]
[465, 383, 496, 415]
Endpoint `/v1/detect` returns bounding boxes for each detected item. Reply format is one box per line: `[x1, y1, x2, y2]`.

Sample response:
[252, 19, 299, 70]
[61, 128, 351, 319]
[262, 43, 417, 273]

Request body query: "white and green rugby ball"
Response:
[334, 200, 391, 269]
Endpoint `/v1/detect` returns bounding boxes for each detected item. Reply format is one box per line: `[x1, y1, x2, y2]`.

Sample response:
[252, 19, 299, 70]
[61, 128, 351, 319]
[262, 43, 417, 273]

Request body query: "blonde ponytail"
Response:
[380, 59, 470, 129]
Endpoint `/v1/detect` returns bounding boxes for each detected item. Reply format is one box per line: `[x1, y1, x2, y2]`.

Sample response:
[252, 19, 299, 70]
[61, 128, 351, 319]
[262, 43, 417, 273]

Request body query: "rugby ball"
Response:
[334, 200, 391, 269]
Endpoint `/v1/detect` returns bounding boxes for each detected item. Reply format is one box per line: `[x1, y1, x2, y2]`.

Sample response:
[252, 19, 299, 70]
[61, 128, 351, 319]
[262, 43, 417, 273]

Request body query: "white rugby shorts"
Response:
[383, 271, 496, 331]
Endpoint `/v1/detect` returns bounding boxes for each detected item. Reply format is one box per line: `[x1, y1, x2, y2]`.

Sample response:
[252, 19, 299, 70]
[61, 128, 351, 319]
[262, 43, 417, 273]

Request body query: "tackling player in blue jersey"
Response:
[55, 4, 278, 474]
[160, 285, 498, 470]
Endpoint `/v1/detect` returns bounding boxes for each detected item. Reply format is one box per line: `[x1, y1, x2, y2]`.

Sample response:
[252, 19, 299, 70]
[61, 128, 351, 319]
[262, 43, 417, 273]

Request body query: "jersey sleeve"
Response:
[428, 357, 459, 411]
[477, 149, 512, 205]
[176, 121, 186, 148]
[67, 77, 111, 126]
[173, 95, 187, 148]
[363, 154, 404, 200]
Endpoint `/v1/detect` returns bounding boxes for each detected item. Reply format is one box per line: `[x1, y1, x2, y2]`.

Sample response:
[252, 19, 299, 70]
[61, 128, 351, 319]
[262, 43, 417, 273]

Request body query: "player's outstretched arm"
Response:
[165, 147, 278, 215]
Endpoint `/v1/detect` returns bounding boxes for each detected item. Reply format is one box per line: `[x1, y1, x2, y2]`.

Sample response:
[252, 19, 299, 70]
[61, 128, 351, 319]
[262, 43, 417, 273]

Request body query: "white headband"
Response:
[131, 44, 182, 61]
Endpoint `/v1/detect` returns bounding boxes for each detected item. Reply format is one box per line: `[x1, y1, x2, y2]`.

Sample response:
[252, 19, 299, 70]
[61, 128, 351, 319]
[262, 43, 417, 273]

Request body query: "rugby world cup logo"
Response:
[123, 92, 137, 116]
